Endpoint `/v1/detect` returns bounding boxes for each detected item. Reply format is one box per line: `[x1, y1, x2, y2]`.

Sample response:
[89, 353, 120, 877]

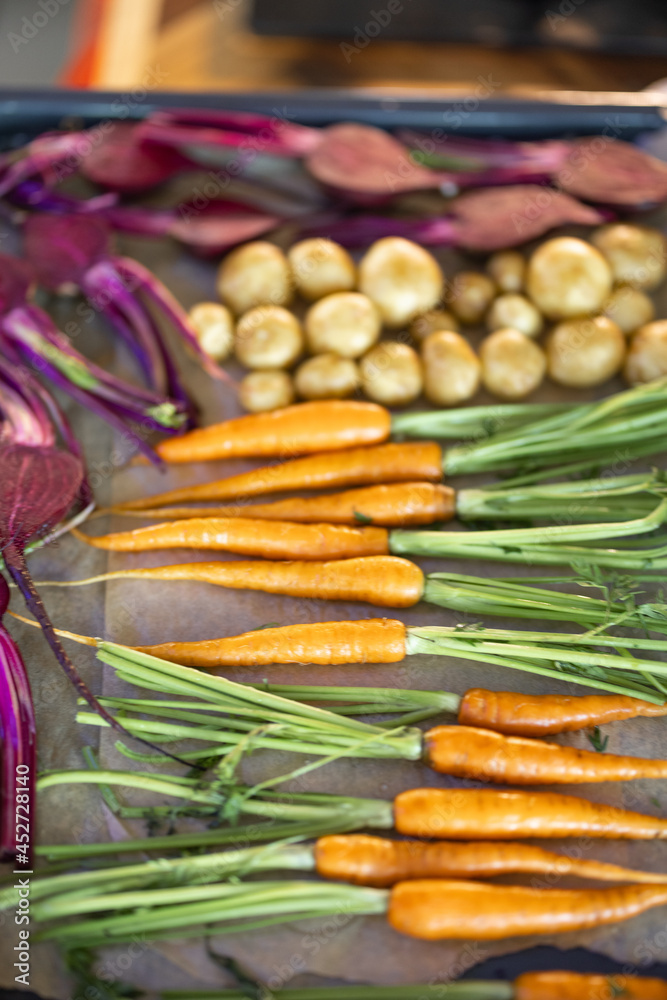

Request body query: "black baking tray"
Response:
[0, 87, 665, 146]
[2, 85, 667, 991]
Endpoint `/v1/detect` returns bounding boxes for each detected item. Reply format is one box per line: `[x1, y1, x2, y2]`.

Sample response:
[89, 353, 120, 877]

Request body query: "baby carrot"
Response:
[313, 834, 667, 887]
[515, 971, 667, 1000]
[116, 442, 444, 510]
[394, 787, 667, 838]
[136, 619, 408, 667]
[72, 519, 390, 560]
[109, 482, 457, 527]
[154, 399, 391, 462]
[458, 688, 667, 735]
[423, 725, 667, 783]
[44, 556, 426, 608]
[387, 879, 667, 940]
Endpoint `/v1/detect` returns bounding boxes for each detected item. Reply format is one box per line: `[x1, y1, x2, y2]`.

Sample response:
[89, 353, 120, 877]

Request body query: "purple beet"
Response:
[0, 252, 188, 462]
[301, 184, 606, 251]
[555, 136, 667, 208]
[137, 108, 321, 157]
[0, 359, 151, 766]
[107, 199, 284, 256]
[80, 122, 193, 193]
[0, 572, 36, 863]
[23, 213, 228, 389]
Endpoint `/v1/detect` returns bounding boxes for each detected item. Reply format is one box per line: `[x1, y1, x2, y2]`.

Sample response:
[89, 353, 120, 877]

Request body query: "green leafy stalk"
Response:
[161, 986, 514, 1000]
[456, 472, 667, 523]
[35, 880, 389, 948]
[405, 625, 667, 700]
[435, 376, 667, 475]
[423, 572, 667, 634]
[390, 498, 667, 570]
[391, 401, 564, 439]
[1, 841, 315, 915]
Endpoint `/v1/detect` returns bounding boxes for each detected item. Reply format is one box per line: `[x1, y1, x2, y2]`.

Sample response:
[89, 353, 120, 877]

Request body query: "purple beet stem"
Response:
[0, 596, 36, 863]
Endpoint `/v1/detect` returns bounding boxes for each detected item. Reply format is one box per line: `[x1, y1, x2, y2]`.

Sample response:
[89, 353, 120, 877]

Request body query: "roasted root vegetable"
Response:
[448, 271, 496, 325]
[294, 353, 360, 400]
[217, 241, 292, 315]
[238, 370, 295, 412]
[234, 305, 304, 369]
[421, 330, 481, 406]
[603, 286, 655, 335]
[479, 329, 546, 400]
[287, 237, 356, 300]
[591, 224, 667, 290]
[186, 302, 234, 362]
[358, 237, 443, 327]
[526, 237, 613, 320]
[409, 308, 459, 343]
[624, 320, 667, 385]
[359, 342, 423, 407]
[546, 316, 626, 388]
[304, 292, 381, 358]
[487, 249, 525, 292]
[148, 375, 667, 473]
[486, 293, 543, 338]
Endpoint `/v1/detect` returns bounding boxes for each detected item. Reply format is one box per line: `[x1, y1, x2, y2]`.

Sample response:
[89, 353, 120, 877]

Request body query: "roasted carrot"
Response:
[72, 519, 390, 560]
[394, 787, 667, 838]
[136, 619, 408, 667]
[387, 879, 667, 940]
[423, 725, 667, 784]
[515, 971, 667, 1000]
[459, 688, 667, 735]
[313, 834, 667, 887]
[154, 399, 391, 463]
[117, 442, 444, 510]
[108, 482, 457, 527]
[45, 556, 426, 608]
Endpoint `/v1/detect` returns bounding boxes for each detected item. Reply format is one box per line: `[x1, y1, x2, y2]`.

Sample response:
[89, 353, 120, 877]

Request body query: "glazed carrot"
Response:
[459, 688, 667, 736]
[135, 618, 408, 668]
[72, 519, 390, 560]
[116, 442, 444, 510]
[108, 482, 457, 527]
[387, 879, 667, 940]
[515, 971, 667, 1000]
[424, 725, 667, 784]
[60, 556, 425, 608]
[154, 400, 391, 463]
[314, 834, 667, 888]
[394, 787, 667, 838]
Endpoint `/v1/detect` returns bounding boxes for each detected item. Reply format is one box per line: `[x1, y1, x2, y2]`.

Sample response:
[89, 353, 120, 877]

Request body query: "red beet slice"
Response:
[306, 122, 438, 197]
[448, 184, 606, 251]
[80, 122, 191, 193]
[556, 137, 667, 208]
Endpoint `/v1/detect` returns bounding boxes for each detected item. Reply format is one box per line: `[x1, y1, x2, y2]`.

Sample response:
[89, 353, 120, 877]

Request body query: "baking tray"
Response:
[1, 88, 667, 998]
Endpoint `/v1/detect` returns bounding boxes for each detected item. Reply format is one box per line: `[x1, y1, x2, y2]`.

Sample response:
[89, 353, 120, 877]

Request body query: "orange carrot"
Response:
[459, 688, 667, 736]
[73, 519, 390, 560]
[515, 971, 667, 1000]
[387, 879, 667, 940]
[135, 618, 408, 667]
[59, 556, 425, 608]
[424, 725, 667, 784]
[394, 787, 667, 839]
[154, 400, 391, 463]
[313, 834, 667, 887]
[116, 442, 444, 510]
[109, 482, 456, 527]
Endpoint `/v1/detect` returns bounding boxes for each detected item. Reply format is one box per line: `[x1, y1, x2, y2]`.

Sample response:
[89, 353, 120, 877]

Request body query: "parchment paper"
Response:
[2, 204, 667, 997]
